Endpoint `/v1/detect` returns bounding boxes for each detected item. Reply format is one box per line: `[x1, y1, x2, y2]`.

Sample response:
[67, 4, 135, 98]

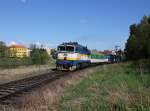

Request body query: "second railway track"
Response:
[0, 70, 68, 104]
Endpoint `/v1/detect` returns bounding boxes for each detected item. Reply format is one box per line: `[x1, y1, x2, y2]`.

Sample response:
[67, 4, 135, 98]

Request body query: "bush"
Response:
[0, 57, 32, 69]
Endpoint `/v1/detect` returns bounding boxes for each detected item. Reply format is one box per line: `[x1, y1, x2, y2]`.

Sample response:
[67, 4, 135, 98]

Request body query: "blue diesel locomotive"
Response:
[56, 42, 91, 70]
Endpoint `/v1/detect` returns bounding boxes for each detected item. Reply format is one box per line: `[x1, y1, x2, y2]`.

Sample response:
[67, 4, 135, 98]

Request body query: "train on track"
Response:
[52, 42, 121, 71]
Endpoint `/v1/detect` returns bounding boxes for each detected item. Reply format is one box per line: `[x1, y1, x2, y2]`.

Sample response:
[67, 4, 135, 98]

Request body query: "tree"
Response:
[40, 49, 50, 64]
[0, 41, 8, 58]
[125, 35, 138, 60]
[30, 48, 50, 65]
[30, 49, 41, 65]
[125, 15, 150, 60]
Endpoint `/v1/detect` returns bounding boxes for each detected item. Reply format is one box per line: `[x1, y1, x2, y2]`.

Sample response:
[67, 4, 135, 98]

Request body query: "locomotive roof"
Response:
[59, 42, 87, 48]
[60, 42, 78, 45]
[58, 42, 90, 53]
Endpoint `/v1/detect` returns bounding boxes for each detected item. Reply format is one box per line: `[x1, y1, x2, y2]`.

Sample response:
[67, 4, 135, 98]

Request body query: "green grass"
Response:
[58, 62, 150, 111]
[0, 58, 32, 68]
[0, 57, 55, 69]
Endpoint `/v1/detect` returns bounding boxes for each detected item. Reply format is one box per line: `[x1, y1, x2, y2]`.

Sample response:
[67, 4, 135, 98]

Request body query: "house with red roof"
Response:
[9, 44, 29, 58]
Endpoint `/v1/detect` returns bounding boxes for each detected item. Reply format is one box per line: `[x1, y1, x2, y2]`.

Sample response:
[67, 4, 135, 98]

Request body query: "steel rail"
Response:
[0, 71, 67, 103]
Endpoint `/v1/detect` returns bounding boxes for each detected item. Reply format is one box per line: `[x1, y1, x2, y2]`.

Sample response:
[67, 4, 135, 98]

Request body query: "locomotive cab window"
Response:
[66, 46, 74, 52]
[58, 46, 65, 51]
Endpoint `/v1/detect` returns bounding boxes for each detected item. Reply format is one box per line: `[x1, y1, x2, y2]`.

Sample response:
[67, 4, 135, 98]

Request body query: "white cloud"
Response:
[9, 41, 17, 46]
[35, 42, 41, 46]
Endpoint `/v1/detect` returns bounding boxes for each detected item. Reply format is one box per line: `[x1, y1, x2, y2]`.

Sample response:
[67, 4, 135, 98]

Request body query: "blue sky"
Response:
[0, 0, 150, 50]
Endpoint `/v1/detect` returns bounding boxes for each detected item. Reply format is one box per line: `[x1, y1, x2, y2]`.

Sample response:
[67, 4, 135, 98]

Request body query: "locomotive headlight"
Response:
[63, 53, 67, 60]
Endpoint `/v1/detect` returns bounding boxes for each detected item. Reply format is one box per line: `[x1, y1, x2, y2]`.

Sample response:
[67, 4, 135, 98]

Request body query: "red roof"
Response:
[10, 45, 26, 48]
[99, 50, 113, 55]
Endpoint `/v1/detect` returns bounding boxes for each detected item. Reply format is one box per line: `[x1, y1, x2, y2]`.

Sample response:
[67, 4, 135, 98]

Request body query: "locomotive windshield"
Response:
[57, 45, 75, 52]
[66, 46, 74, 52]
[58, 46, 65, 51]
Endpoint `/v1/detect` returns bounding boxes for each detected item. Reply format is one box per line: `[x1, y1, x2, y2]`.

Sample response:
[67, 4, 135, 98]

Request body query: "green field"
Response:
[59, 61, 150, 111]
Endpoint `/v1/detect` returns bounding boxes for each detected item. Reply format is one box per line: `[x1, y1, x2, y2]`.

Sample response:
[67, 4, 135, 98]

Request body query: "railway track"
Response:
[0, 70, 67, 104]
[0, 64, 102, 104]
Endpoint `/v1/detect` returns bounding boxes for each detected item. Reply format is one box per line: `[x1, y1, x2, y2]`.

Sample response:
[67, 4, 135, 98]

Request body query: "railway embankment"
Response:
[0, 65, 54, 84]
[58, 61, 150, 111]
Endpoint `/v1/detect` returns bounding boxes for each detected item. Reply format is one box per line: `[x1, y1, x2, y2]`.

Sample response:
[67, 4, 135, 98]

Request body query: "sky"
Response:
[0, 0, 150, 50]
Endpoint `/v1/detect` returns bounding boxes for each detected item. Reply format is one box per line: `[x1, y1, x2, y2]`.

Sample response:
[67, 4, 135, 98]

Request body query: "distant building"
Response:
[99, 50, 116, 55]
[27, 48, 32, 57]
[46, 48, 52, 56]
[91, 49, 100, 54]
[9, 45, 29, 58]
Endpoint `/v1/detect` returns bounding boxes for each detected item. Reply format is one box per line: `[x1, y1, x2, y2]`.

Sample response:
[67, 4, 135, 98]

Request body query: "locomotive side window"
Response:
[75, 46, 79, 52]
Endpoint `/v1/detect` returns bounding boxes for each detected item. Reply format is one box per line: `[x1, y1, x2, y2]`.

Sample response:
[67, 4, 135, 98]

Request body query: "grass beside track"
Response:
[58, 62, 150, 111]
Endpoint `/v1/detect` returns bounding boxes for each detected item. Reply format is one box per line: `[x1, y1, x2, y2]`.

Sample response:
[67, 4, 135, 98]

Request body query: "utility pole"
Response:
[115, 45, 121, 62]
[115, 45, 121, 52]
